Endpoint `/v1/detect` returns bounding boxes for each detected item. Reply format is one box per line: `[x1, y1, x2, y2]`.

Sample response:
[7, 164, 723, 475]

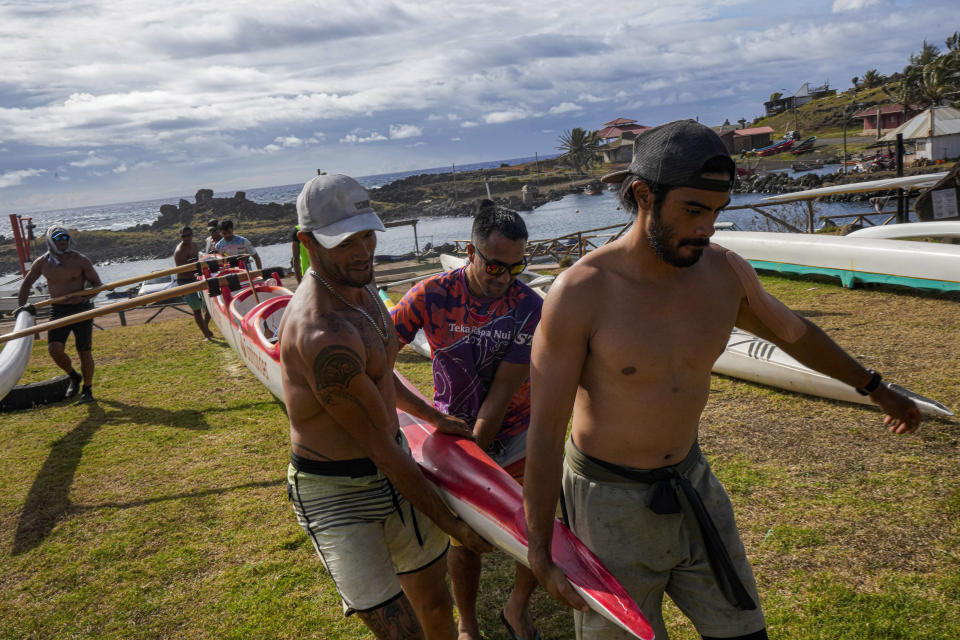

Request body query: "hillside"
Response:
[750, 85, 893, 140]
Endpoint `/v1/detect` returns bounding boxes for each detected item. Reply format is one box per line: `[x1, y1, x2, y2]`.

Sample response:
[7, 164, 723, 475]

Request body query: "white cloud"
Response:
[0, 168, 46, 189]
[460, 121, 480, 128]
[483, 109, 529, 124]
[832, 0, 881, 12]
[69, 151, 115, 167]
[577, 93, 606, 103]
[340, 131, 388, 144]
[274, 135, 305, 148]
[389, 124, 422, 139]
[113, 162, 128, 173]
[549, 102, 582, 114]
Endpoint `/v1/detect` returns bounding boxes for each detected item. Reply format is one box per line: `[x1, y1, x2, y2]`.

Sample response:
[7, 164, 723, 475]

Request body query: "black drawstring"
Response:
[584, 454, 757, 611]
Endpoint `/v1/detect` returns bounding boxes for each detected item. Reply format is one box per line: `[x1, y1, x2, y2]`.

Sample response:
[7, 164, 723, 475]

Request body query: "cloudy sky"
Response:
[0, 0, 955, 213]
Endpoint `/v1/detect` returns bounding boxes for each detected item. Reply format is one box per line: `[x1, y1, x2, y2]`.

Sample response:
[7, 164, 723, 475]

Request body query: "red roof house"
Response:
[853, 104, 917, 136]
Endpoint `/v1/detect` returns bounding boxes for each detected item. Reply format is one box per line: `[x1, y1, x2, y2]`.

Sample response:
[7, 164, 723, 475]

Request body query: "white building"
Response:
[879, 106, 960, 163]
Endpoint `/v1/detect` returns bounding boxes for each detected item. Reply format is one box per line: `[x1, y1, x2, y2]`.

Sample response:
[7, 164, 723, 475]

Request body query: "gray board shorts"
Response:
[287, 431, 449, 616]
[562, 437, 766, 639]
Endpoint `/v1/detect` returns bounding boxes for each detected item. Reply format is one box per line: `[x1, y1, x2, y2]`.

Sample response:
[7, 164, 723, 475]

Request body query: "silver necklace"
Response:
[310, 269, 388, 343]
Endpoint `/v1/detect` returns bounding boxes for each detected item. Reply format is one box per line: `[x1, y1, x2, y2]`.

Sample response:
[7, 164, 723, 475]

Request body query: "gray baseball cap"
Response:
[296, 173, 386, 249]
[601, 119, 735, 192]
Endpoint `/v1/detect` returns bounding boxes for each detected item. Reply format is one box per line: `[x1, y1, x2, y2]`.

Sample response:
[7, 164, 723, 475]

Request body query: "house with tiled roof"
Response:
[853, 104, 918, 137]
[597, 117, 649, 163]
[713, 123, 775, 154]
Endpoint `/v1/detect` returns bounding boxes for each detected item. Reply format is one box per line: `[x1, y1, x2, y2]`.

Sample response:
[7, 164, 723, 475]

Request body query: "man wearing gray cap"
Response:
[279, 173, 492, 640]
[522, 120, 921, 640]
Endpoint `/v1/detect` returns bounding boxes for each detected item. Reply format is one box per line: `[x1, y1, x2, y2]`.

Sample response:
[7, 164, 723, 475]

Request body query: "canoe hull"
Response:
[0, 310, 36, 399]
[713, 230, 960, 291]
[845, 221, 960, 240]
[716, 329, 952, 417]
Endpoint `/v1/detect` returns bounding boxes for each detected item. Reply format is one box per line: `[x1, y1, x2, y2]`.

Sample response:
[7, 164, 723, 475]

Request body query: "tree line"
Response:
[853, 30, 960, 109]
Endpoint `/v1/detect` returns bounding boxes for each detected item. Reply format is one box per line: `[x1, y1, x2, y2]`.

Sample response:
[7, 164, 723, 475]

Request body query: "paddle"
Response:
[27, 255, 253, 311]
[0, 268, 270, 345]
[242, 261, 261, 305]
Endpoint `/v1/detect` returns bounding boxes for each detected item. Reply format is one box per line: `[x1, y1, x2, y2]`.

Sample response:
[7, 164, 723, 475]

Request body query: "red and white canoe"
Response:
[200, 268, 655, 639]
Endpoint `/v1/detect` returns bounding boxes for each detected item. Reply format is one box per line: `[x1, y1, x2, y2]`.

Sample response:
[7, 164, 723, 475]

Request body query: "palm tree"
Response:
[917, 52, 960, 107]
[861, 69, 884, 89]
[556, 128, 600, 175]
[909, 40, 941, 67]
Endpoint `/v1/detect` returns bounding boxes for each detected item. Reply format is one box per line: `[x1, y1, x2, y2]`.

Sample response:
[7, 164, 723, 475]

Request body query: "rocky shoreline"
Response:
[0, 160, 949, 274]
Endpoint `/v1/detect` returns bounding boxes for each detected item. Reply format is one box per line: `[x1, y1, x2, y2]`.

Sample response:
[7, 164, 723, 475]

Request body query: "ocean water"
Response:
[5, 156, 896, 284]
[12, 154, 557, 234]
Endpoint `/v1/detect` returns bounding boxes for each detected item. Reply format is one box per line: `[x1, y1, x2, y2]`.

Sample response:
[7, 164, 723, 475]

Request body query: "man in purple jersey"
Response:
[391, 200, 544, 640]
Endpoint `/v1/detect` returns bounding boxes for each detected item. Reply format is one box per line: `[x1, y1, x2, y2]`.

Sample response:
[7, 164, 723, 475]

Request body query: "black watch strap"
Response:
[855, 369, 882, 396]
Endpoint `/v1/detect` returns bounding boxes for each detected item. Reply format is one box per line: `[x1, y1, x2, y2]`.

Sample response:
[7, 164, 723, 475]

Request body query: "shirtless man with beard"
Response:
[523, 120, 921, 640]
[279, 173, 491, 640]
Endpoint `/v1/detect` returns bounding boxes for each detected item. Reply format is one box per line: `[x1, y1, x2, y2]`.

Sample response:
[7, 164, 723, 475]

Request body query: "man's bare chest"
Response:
[587, 280, 740, 376]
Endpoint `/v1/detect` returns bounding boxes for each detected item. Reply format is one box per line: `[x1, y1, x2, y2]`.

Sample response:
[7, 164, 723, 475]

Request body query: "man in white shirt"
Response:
[214, 219, 262, 270]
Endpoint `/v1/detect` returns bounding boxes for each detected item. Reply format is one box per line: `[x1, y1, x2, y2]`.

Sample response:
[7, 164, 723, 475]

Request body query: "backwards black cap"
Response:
[601, 119, 735, 192]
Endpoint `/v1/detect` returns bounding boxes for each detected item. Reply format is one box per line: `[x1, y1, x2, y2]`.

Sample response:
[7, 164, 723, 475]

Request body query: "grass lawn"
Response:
[1, 273, 958, 639]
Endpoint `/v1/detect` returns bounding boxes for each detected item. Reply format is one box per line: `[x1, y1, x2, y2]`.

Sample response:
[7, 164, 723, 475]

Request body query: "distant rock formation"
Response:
[144, 189, 295, 230]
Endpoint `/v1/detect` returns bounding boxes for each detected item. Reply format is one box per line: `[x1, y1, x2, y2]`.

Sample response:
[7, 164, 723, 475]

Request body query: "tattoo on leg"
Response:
[313, 345, 362, 392]
[358, 596, 425, 640]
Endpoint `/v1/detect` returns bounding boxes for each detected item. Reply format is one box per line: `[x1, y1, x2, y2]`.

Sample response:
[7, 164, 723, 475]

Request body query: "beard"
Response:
[647, 205, 709, 268]
[316, 255, 374, 288]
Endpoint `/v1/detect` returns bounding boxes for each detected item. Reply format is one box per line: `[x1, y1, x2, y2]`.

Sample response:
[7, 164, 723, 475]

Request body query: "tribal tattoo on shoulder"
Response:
[313, 345, 363, 392]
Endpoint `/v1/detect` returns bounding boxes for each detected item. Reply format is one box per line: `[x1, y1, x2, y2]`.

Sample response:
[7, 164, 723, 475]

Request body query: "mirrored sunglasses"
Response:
[474, 246, 527, 276]
[52, 234, 70, 242]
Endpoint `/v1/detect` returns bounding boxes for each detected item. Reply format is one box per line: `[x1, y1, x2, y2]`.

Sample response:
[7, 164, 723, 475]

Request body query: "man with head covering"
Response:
[390, 199, 544, 640]
[17, 226, 103, 403]
[522, 120, 922, 640]
[279, 173, 492, 639]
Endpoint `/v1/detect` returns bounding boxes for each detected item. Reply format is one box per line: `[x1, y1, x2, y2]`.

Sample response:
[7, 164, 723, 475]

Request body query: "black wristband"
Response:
[855, 369, 882, 396]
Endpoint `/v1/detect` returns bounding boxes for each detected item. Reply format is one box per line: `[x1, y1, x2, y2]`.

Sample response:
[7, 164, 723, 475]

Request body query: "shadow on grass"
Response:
[71, 478, 283, 513]
[10, 397, 271, 555]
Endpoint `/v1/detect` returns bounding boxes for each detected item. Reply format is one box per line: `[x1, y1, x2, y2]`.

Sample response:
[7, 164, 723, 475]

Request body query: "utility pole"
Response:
[842, 107, 848, 175]
[896, 133, 906, 223]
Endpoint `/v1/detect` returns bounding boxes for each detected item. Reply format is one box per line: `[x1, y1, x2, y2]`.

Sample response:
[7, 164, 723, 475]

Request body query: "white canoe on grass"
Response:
[712, 230, 960, 292]
[0, 310, 37, 400]
[716, 328, 953, 417]
[845, 221, 960, 240]
[759, 172, 948, 203]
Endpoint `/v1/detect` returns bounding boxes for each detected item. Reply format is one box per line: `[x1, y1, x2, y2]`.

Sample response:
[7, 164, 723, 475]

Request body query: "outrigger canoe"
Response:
[717, 329, 952, 417]
[845, 221, 960, 240]
[712, 230, 960, 292]
[0, 310, 36, 400]
[199, 265, 655, 639]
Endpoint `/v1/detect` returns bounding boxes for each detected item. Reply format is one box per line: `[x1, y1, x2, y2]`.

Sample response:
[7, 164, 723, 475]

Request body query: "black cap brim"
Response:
[600, 170, 630, 184]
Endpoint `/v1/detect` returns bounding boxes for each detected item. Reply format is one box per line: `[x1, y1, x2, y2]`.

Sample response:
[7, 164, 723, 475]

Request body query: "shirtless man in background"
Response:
[173, 226, 213, 340]
[280, 173, 491, 640]
[523, 120, 921, 640]
[18, 226, 102, 403]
